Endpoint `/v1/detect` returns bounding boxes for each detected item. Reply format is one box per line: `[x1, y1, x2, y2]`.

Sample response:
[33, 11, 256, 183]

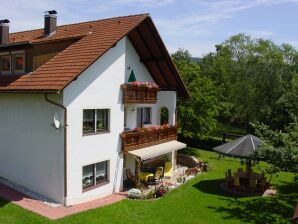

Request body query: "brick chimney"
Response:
[44, 10, 57, 37]
[0, 19, 10, 45]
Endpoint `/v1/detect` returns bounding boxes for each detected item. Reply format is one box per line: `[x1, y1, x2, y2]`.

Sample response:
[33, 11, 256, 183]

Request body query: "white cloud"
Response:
[168, 40, 216, 57]
[1, 0, 297, 56]
[113, 0, 174, 7]
[237, 30, 276, 38]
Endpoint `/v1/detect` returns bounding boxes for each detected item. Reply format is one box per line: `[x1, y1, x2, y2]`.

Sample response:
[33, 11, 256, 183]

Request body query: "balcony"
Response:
[120, 125, 178, 151]
[121, 82, 159, 104]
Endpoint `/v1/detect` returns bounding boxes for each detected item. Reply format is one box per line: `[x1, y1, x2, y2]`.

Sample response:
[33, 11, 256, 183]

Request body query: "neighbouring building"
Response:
[0, 11, 189, 206]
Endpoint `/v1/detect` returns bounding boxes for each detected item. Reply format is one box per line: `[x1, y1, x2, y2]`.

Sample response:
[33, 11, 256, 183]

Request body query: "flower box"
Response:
[120, 125, 177, 151]
[121, 82, 159, 104]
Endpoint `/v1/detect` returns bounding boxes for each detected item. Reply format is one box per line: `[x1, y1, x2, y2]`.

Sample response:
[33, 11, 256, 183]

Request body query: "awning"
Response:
[127, 140, 186, 161]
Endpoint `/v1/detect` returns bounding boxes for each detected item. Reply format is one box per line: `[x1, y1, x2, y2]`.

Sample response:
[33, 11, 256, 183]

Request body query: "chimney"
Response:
[44, 10, 57, 37]
[0, 19, 10, 45]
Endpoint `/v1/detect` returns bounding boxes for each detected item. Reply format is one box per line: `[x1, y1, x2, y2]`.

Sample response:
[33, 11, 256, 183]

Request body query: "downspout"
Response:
[44, 93, 68, 206]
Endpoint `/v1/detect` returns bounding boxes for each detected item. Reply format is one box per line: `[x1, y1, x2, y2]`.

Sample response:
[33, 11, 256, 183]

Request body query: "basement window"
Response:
[83, 109, 110, 135]
[82, 160, 109, 191]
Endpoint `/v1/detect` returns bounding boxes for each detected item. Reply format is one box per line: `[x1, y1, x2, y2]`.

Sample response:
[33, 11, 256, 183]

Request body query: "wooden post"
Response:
[135, 157, 141, 188]
[222, 132, 226, 144]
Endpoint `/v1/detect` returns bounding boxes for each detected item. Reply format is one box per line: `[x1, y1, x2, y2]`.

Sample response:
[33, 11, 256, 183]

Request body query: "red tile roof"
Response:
[0, 14, 149, 92]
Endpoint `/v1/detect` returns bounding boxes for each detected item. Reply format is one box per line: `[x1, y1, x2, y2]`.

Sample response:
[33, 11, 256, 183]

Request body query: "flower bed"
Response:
[127, 166, 200, 200]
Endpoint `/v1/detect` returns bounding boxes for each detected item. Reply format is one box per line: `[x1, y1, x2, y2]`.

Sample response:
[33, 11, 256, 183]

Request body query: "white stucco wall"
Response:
[63, 37, 126, 205]
[124, 38, 177, 129]
[0, 93, 64, 203]
[125, 38, 155, 83]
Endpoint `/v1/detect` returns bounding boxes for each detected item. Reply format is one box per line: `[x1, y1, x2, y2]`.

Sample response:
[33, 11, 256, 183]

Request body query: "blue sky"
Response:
[1, 0, 298, 57]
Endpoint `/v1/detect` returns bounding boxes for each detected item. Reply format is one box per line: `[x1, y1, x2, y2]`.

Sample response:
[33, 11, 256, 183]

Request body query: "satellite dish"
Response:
[54, 113, 60, 129]
[52, 112, 61, 130]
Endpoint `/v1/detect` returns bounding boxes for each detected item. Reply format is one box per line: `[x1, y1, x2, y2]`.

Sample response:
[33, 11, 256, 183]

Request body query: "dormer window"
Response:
[0, 51, 25, 75]
[0, 54, 11, 75]
[14, 53, 25, 74]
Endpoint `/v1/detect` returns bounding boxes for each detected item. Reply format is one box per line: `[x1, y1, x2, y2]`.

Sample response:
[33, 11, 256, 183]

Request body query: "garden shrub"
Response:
[155, 185, 169, 198]
[128, 188, 142, 199]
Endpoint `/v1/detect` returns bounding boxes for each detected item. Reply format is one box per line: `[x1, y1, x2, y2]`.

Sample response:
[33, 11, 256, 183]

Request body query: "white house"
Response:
[0, 12, 189, 206]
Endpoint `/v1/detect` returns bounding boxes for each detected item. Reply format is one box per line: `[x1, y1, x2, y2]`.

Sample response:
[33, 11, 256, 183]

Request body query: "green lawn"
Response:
[0, 148, 297, 224]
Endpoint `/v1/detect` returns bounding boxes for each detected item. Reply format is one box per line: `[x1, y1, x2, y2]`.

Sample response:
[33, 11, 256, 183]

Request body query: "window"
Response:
[82, 161, 109, 191]
[0, 54, 11, 75]
[137, 107, 151, 127]
[13, 54, 25, 74]
[83, 109, 109, 134]
[143, 107, 151, 124]
[0, 51, 25, 75]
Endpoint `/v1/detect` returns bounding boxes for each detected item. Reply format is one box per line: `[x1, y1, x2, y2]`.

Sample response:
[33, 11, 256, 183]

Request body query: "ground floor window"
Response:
[82, 160, 109, 191]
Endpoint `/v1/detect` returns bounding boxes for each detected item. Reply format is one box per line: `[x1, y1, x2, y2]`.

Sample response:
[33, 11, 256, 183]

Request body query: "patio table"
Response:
[235, 171, 263, 180]
[234, 171, 263, 187]
[140, 172, 154, 182]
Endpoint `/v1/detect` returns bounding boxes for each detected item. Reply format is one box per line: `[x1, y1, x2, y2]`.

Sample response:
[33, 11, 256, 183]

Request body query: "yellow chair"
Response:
[164, 162, 172, 179]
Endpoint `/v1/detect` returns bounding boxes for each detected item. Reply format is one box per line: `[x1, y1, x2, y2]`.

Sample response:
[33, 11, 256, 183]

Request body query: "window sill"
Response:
[82, 131, 110, 136]
[82, 181, 109, 193]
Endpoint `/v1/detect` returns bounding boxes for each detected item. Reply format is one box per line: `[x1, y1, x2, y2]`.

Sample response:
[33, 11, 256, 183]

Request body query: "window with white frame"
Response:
[83, 109, 110, 134]
[82, 160, 109, 190]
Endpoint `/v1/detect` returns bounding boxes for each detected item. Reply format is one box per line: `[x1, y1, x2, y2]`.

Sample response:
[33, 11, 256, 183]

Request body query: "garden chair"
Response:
[164, 162, 172, 179]
[258, 176, 267, 192]
[126, 169, 136, 187]
[233, 175, 240, 191]
[249, 178, 257, 192]
[225, 171, 233, 187]
[227, 169, 232, 178]
[155, 166, 164, 184]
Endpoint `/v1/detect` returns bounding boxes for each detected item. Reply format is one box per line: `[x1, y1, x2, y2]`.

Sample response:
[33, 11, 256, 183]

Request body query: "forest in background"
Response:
[173, 34, 298, 173]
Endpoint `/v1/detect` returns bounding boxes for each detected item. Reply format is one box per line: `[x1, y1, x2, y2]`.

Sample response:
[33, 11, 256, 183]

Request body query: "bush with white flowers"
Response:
[128, 188, 142, 199]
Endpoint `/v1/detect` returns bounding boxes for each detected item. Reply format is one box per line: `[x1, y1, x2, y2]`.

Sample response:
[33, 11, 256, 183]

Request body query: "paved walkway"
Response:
[0, 183, 127, 220]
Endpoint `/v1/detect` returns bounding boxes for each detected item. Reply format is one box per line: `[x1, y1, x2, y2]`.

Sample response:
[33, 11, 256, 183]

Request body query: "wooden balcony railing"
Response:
[121, 83, 159, 104]
[120, 126, 178, 151]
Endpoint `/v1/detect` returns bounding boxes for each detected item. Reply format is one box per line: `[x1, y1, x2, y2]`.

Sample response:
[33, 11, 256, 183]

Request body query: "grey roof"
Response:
[213, 134, 262, 159]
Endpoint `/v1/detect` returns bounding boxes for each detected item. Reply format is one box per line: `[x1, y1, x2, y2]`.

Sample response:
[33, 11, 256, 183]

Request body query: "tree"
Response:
[172, 49, 219, 138]
[253, 120, 298, 174]
[200, 34, 298, 131]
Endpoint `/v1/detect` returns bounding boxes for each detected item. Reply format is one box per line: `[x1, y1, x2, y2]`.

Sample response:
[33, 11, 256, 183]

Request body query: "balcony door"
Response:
[137, 107, 151, 128]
